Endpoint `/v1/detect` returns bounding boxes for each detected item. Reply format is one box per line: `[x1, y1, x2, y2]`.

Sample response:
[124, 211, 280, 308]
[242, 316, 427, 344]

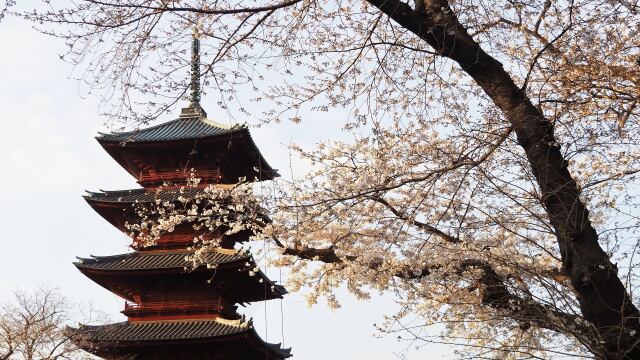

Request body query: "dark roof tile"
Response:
[75, 250, 249, 271]
[97, 117, 240, 143]
[84, 188, 205, 204]
[74, 319, 245, 341]
[70, 319, 292, 357]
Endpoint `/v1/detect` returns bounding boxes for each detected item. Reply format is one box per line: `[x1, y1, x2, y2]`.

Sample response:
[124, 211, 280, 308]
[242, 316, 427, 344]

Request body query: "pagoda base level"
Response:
[69, 319, 291, 360]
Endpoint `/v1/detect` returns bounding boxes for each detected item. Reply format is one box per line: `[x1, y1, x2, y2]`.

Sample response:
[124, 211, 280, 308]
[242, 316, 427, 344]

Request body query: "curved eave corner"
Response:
[246, 323, 293, 358]
[240, 127, 280, 180]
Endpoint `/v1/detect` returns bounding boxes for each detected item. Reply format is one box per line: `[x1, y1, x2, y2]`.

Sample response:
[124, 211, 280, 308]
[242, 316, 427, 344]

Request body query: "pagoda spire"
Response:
[189, 34, 201, 106]
[181, 29, 207, 118]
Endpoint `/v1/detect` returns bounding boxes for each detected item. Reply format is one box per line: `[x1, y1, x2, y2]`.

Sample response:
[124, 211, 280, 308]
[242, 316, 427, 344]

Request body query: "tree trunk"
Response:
[364, 0, 640, 357]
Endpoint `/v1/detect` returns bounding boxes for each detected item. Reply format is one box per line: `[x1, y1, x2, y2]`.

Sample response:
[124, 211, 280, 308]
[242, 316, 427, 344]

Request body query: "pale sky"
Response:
[0, 6, 452, 359]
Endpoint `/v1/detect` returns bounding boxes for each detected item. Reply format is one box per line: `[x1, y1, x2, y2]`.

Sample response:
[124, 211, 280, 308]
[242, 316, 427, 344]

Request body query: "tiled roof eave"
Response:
[73, 251, 288, 298]
[95, 117, 243, 143]
[68, 320, 292, 357]
[97, 122, 280, 179]
[74, 263, 241, 276]
[69, 319, 248, 343]
[239, 128, 280, 179]
[74, 250, 251, 271]
[83, 188, 207, 204]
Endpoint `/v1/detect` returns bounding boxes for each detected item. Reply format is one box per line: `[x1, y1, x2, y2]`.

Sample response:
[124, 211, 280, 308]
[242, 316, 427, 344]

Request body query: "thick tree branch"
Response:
[582, 169, 640, 190]
[86, 0, 303, 15]
[281, 244, 357, 263]
[371, 195, 460, 243]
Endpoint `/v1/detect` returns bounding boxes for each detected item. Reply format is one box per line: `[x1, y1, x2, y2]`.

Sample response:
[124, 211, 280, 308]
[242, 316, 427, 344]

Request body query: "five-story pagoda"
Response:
[70, 37, 292, 360]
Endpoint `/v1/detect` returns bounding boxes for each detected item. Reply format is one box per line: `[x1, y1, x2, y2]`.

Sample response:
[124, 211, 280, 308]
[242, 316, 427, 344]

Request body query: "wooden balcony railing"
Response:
[139, 168, 222, 185]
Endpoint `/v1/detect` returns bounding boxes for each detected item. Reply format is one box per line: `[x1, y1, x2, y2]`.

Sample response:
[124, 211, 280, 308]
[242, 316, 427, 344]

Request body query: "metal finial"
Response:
[189, 35, 201, 106]
[181, 30, 207, 118]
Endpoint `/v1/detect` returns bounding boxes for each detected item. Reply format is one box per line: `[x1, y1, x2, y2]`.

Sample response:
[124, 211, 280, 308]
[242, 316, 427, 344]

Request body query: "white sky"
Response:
[0, 8, 452, 360]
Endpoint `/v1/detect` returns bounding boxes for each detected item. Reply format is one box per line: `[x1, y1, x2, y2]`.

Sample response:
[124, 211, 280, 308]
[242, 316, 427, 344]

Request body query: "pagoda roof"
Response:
[84, 188, 207, 204]
[74, 249, 248, 271]
[96, 116, 279, 182]
[72, 318, 246, 341]
[96, 117, 239, 143]
[74, 249, 288, 300]
[69, 318, 291, 358]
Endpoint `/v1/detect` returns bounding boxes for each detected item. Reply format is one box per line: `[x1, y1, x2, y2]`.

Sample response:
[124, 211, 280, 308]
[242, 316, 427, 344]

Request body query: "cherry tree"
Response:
[0, 288, 97, 360]
[16, 0, 640, 358]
